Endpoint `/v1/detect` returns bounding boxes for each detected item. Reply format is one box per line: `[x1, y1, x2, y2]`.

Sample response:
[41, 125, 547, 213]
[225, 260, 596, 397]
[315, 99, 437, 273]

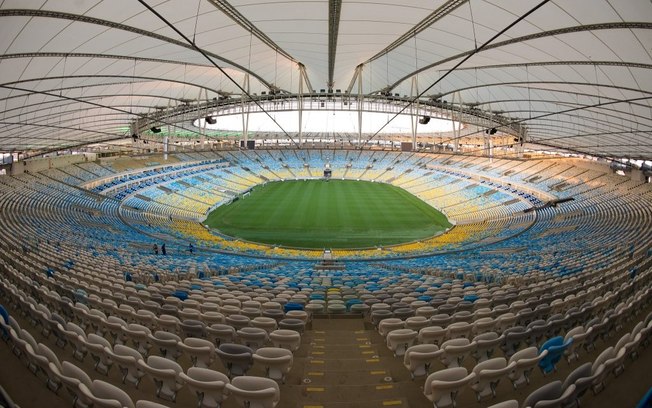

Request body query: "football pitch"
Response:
[205, 179, 452, 249]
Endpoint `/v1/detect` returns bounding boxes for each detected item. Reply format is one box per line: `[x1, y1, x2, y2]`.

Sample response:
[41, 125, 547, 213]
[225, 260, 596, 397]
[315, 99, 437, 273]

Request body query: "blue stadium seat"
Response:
[539, 336, 573, 375]
[346, 299, 363, 311]
[0, 305, 10, 342]
[636, 387, 652, 408]
[284, 303, 304, 313]
[172, 290, 189, 301]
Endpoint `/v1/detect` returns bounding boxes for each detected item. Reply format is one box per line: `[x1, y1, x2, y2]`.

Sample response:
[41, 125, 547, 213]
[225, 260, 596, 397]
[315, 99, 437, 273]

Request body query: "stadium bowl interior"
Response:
[1, 1, 652, 408]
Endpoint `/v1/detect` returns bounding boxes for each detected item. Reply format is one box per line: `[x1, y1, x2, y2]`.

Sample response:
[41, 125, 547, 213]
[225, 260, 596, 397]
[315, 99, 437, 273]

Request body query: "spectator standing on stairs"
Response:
[161, 243, 167, 255]
[153, 243, 158, 255]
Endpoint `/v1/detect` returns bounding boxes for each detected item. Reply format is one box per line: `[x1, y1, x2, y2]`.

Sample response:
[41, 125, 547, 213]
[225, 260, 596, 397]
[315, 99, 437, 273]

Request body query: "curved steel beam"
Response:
[5, 136, 132, 157]
[495, 114, 646, 139]
[0, 115, 131, 133]
[470, 99, 652, 127]
[529, 141, 649, 158]
[479, 85, 652, 113]
[473, 98, 652, 120]
[462, 129, 651, 160]
[0, 74, 224, 96]
[524, 128, 652, 145]
[471, 96, 649, 111]
[0, 112, 133, 133]
[205, 0, 298, 64]
[447, 59, 652, 72]
[2, 123, 125, 141]
[364, 0, 467, 66]
[436, 95, 652, 160]
[0, 132, 110, 147]
[0, 120, 123, 144]
[0, 9, 275, 89]
[434, 80, 652, 98]
[0, 52, 215, 68]
[386, 22, 652, 91]
[328, 0, 343, 90]
[0, 95, 189, 121]
[0, 79, 149, 101]
[0, 84, 210, 144]
[522, 116, 639, 135]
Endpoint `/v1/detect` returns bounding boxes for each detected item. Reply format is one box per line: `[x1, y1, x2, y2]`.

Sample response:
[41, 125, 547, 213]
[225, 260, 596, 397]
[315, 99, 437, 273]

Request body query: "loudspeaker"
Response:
[150, 126, 161, 134]
[205, 116, 216, 125]
[418, 116, 430, 125]
[489, 128, 497, 135]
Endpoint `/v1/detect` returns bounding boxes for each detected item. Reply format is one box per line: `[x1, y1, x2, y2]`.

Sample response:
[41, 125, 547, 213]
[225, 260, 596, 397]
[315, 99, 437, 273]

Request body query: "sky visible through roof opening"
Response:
[195, 110, 459, 134]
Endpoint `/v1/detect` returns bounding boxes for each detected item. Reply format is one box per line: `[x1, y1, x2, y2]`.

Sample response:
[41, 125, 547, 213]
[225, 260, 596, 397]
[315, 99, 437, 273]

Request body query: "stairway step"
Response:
[296, 369, 398, 386]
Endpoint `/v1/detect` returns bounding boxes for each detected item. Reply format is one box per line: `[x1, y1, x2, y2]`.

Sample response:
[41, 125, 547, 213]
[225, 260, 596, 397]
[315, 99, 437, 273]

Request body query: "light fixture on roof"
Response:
[150, 126, 161, 133]
[418, 116, 430, 125]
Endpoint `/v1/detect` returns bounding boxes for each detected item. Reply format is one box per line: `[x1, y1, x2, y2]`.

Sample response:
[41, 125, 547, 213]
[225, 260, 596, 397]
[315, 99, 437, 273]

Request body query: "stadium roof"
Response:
[0, 0, 650, 158]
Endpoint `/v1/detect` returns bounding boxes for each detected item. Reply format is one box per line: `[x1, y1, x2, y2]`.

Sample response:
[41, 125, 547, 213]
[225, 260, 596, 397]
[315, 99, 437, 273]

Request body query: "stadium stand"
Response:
[1, 149, 652, 408]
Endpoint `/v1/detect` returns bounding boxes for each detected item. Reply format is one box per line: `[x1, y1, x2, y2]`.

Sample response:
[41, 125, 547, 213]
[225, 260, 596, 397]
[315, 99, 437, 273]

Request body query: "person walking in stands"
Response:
[153, 243, 158, 255]
[188, 243, 194, 254]
[161, 243, 167, 255]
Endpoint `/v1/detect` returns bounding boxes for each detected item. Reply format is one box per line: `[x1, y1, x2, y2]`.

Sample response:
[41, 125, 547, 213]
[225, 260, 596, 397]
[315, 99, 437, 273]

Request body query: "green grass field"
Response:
[205, 179, 452, 249]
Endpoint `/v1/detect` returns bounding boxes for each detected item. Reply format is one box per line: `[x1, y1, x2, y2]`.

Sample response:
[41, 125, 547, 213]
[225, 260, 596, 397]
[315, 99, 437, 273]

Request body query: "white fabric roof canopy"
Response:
[0, 0, 650, 158]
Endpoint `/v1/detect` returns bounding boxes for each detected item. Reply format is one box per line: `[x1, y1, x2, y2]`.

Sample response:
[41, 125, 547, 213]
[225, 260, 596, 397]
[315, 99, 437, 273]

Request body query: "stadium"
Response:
[0, 1, 651, 408]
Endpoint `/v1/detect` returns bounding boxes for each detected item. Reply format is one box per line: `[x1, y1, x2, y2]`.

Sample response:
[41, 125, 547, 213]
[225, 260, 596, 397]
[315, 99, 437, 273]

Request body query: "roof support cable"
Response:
[526, 65, 532, 120]
[275, 48, 279, 89]
[594, 64, 602, 105]
[59, 55, 67, 98]
[192, 0, 201, 44]
[468, 0, 478, 51]
[362, 0, 552, 147]
[413, 33, 419, 72]
[135, 0, 299, 147]
[386, 51, 390, 91]
[130, 58, 137, 114]
[58, 56, 67, 129]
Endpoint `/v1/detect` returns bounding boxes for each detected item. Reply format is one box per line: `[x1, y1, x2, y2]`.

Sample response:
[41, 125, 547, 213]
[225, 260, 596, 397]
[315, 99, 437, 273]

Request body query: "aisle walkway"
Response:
[286, 318, 416, 407]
